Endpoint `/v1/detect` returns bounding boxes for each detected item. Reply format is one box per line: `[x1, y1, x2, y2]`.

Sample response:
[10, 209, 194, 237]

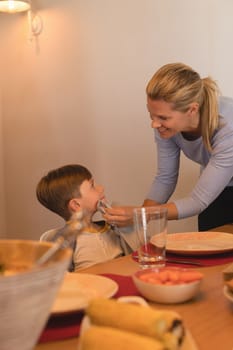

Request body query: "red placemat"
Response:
[167, 251, 233, 267]
[38, 311, 84, 343]
[132, 250, 233, 267]
[38, 274, 137, 344]
[101, 273, 140, 298]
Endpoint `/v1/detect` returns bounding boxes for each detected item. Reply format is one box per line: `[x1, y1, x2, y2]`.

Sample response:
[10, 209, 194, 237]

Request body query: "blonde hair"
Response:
[146, 63, 220, 150]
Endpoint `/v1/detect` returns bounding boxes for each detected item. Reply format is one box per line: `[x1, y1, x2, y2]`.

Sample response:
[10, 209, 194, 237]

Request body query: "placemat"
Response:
[132, 251, 233, 267]
[167, 251, 233, 266]
[38, 311, 84, 343]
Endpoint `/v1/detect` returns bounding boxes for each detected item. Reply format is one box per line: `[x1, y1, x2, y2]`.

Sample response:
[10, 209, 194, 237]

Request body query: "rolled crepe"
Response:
[80, 325, 165, 350]
[86, 298, 184, 350]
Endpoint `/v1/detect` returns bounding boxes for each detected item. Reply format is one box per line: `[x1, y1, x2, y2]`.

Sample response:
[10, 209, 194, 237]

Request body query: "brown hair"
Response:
[36, 164, 92, 220]
[146, 63, 220, 150]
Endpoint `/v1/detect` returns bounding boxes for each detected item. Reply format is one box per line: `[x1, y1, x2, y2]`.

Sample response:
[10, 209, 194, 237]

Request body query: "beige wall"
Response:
[0, 0, 233, 239]
[0, 85, 6, 237]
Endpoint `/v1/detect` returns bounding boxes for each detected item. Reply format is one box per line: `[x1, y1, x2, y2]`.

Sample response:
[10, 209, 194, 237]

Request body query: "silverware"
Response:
[166, 258, 202, 266]
[133, 254, 202, 266]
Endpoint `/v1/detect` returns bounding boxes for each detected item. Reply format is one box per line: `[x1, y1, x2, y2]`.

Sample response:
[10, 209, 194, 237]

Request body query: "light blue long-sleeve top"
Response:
[146, 96, 233, 219]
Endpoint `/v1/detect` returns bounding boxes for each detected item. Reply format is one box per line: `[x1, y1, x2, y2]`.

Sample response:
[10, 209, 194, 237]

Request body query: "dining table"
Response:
[35, 224, 233, 350]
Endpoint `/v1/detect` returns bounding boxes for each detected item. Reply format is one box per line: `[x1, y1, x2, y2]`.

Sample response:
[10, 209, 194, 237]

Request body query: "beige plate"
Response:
[51, 273, 118, 314]
[223, 285, 233, 303]
[165, 232, 233, 256]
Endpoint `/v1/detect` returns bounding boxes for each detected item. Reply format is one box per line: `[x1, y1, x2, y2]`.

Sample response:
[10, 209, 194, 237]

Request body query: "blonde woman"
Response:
[104, 63, 233, 230]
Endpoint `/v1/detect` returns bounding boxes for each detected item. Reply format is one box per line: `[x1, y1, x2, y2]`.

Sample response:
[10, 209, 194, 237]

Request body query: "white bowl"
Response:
[132, 267, 203, 304]
[0, 239, 72, 350]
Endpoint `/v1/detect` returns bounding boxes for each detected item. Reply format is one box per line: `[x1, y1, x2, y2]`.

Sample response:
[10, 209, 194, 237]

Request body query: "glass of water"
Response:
[133, 207, 168, 269]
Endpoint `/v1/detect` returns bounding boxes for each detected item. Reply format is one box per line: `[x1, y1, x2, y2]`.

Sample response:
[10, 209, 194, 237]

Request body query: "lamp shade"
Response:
[0, 0, 30, 13]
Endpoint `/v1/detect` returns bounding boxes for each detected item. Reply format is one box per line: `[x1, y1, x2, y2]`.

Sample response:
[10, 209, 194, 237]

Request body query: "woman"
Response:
[105, 63, 233, 230]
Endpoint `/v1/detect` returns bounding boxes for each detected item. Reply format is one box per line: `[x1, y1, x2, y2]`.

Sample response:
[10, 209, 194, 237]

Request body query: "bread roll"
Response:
[80, 325, 165, 350]
[86, 298, 184, 349]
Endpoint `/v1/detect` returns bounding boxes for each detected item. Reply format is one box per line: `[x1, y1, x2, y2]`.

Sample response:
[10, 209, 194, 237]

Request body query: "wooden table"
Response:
[211, 223, 233, 233]
[35, 251, 233, 350]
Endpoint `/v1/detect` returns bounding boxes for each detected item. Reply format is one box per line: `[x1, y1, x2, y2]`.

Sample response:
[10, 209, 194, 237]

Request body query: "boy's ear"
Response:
[68, 198, 81, 212]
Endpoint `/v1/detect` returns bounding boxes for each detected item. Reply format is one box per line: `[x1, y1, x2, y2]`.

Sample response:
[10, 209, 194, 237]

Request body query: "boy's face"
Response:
[78, 178, 105, 214]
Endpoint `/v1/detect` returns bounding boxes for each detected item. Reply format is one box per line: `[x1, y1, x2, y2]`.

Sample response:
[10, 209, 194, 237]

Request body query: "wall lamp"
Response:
[0, 0, 42, 39]
[0, 1, 30, 13]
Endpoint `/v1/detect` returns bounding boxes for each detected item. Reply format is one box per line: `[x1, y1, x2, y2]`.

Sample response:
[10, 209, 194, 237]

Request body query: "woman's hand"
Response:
[103, 206, 137, 227]
[102, 200, 178, 227]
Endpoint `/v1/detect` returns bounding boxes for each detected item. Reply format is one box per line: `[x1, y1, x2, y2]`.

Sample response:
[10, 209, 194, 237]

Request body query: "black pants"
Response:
[198, 187, 233, 231]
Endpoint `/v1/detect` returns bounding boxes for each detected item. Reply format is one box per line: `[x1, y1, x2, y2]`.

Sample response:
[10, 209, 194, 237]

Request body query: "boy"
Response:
[36, 164, 137, 271]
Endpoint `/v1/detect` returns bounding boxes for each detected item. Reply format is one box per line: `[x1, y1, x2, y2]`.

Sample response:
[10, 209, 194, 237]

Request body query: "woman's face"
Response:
[147, 98, 199, 139]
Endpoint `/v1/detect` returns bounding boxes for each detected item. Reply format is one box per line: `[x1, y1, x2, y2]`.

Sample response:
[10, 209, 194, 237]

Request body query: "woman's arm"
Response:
[146, 131, 180, 203]
[103, 133, 181, 227]
[143, 199, 179, 220]
[174, 126, 233, 219]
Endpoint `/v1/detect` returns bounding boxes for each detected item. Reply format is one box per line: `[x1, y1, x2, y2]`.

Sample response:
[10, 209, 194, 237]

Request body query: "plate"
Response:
[51, 273, 118, 314]
[79, 296, 198, 350]
[223, 285, 233, 303]
[164, 232, 233, 256]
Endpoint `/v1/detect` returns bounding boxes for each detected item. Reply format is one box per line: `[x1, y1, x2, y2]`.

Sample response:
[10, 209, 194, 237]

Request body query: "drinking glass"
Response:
[133, 207, 167, 269]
